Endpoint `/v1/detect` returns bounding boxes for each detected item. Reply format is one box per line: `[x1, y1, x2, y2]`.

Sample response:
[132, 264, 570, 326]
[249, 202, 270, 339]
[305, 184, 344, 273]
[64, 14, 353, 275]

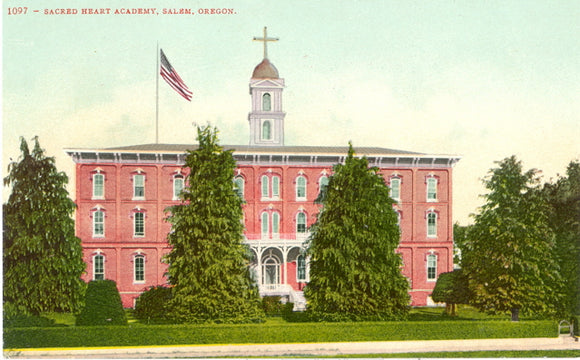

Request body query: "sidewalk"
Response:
[4, 336, 579, 359]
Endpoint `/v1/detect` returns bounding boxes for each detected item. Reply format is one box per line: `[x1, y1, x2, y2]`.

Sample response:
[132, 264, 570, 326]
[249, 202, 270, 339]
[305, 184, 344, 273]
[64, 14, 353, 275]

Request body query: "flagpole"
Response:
[156, 42, 159, 144]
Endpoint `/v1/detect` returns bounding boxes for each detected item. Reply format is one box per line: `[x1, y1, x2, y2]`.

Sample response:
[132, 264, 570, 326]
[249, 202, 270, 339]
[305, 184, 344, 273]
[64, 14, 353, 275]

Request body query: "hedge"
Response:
[4, 320, 557, 349]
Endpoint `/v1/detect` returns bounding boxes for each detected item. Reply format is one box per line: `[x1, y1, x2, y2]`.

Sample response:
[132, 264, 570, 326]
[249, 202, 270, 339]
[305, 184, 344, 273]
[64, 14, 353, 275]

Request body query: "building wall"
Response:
[75, 159, 454, 307]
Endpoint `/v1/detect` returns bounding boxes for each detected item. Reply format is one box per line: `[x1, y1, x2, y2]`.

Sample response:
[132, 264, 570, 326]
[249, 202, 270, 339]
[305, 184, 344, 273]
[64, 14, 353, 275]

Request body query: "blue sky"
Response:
[3, 0, 579, 223]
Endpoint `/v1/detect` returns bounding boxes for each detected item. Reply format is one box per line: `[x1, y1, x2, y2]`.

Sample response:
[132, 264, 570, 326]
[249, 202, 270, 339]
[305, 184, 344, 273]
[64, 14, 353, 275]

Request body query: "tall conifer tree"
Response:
[463, 156, 563, 320]
[165, 126, 264, 323]
[305, 144, 410, 321]
[3, 137, 85, 315]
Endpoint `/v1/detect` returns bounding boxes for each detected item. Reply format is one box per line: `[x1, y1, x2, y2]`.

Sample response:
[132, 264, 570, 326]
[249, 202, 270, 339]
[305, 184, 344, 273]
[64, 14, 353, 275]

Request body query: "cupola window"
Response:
[262, 93, 271, 111]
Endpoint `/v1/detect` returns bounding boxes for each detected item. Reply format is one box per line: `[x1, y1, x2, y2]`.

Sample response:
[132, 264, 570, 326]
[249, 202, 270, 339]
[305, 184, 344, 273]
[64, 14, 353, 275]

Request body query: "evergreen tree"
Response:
[164, 126, 264, 323]
[304, 143, 410, 321]
[463, 156, 563, 321]
[3, 137, 85, 316]
[543, 160, 580, 316]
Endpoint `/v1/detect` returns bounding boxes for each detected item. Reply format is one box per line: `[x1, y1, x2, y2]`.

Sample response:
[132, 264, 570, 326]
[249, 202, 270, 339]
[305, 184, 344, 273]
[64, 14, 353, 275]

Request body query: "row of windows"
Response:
[91, 209, 439, 238]
[92, 172, 439, 203]
[92, 173, 184, 201]
[93, 254, 145, 283]
[92, 252, 438, 284]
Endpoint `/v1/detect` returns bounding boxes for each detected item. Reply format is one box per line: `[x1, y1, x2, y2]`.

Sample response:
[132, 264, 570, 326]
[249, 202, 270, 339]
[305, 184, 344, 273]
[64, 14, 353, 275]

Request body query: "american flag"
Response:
[160, 49, 193, 101]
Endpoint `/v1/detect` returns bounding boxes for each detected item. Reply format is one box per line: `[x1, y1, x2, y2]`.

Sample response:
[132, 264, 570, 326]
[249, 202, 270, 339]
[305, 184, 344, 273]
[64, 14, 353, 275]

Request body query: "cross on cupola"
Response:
[253, 26, 278, 59]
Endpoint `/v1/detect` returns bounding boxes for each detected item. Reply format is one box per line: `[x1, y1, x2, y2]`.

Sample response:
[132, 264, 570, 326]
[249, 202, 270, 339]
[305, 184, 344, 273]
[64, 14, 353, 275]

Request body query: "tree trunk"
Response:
[511, 308, 520, 322]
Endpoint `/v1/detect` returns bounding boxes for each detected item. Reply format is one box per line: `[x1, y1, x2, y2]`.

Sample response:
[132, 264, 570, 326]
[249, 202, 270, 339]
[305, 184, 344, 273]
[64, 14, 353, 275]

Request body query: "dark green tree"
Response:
[542, 160, 580, 316]
[463, 156, 563, 321]
[431, 269, 472, 316]
[164, 126, 264, 323]
[304, 143, 410, 321]
[3, 137, 85, 316]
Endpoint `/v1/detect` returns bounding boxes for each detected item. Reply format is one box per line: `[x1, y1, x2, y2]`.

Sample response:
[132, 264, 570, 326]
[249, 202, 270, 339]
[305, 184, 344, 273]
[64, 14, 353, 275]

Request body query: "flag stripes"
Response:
[160, 49, 193, 101]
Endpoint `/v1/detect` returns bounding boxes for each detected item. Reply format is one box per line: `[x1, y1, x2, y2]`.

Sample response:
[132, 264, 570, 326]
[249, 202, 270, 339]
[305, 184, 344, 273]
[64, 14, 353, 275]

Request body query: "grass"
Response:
[3, 306, 563, 350]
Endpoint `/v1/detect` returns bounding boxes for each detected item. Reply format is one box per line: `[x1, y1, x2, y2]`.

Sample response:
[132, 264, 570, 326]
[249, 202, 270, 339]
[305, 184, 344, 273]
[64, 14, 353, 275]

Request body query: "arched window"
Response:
[427, 177, 438, 202]
[93, 254, 105, 280]
[134, 255, 145, 282]
[296, 176, 306, 200]
[427, 254, 437, 281]
[134, 212, 145, 237]
[173, 175, 184, 200]
[234, 176, 245, 199]
[296, 212, 307, 234]
[272, 212, 280, 235]
[262, 255, 280, 285]
[272, 176, 280, 198]
[133, 174, 145, 199]
[319, 176, 329, 196]
[93, 210, 104, 237]
[297, 254, 306, 282]
[262, 93, 271, 111]
[261, 212, 269, 236]
[390, 177, 401, 201]
[93, 173, 104, 199]
[262, 120, 272, 140]
[261, 175, 269, 198]
[427, 212, 437, 237]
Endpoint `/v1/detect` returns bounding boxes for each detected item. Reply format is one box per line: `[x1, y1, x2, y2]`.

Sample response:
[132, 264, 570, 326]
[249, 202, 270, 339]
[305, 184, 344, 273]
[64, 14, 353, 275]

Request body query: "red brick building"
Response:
[66, 31, 460, 308]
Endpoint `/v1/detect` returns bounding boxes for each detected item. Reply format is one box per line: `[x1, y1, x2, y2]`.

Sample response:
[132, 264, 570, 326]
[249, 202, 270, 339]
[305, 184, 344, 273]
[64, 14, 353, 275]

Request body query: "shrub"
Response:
[3, 314, 57, 328]
[134, 286, 173, 322]
[262, 296, 284, 316]
[282, 302, 310, 322]
[76, 280, 127, 326]
[572, 315, 579, 336]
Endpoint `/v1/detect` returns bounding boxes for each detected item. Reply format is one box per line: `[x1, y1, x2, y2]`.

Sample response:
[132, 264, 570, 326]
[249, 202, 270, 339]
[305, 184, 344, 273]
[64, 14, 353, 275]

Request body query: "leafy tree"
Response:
[76, 280, 127, 326]
[453, 222, 471, 267]
[164, 126, 264, 323]
[542, 160, 580, 316]
[431, 269, 472, 316]
[3, 137, 85, 316]
[304, 143, 410, 321]
[462, 156, 563, 321]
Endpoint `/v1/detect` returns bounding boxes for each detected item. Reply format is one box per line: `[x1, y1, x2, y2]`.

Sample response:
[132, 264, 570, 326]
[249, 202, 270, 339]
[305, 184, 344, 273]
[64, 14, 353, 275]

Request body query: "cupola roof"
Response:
[252, 58, 279, 79]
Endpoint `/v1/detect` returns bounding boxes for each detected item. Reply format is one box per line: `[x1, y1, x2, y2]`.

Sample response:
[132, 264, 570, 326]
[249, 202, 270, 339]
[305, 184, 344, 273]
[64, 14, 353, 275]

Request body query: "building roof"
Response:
[100, 143, 424, 156]
[65, 143, 461, 168]
[252, 58, 279, 79]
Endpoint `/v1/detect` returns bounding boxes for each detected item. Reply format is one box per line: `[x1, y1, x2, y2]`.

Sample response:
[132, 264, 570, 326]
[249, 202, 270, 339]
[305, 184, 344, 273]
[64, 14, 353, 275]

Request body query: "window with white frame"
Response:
[134, 174, 145, 199]
[261, 212, 269, 236]
[262, 93, 271, 111]
[134, 212, 145, 237]
[427, 177, 437, 202]
[173, 175, 184, 200]
[427, 254, 437, 281]
[272, 212, 280, 235]
[297, 254, 306, 282]
[272, 176, 280, 198]
[390, 177, 401, 201]
[262, 120, 272, 140]
[261, 175, 269, 198]
[93, 254, 104, 280]
[296, 176, 306, 200]
[396, 210, 402, 228]
[134, 255, 145, 282]
[427, 212, 437, 237]
[296, 212, 307, 234]
[93, 173, 104, 199]
[93, 210, 104, 237]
